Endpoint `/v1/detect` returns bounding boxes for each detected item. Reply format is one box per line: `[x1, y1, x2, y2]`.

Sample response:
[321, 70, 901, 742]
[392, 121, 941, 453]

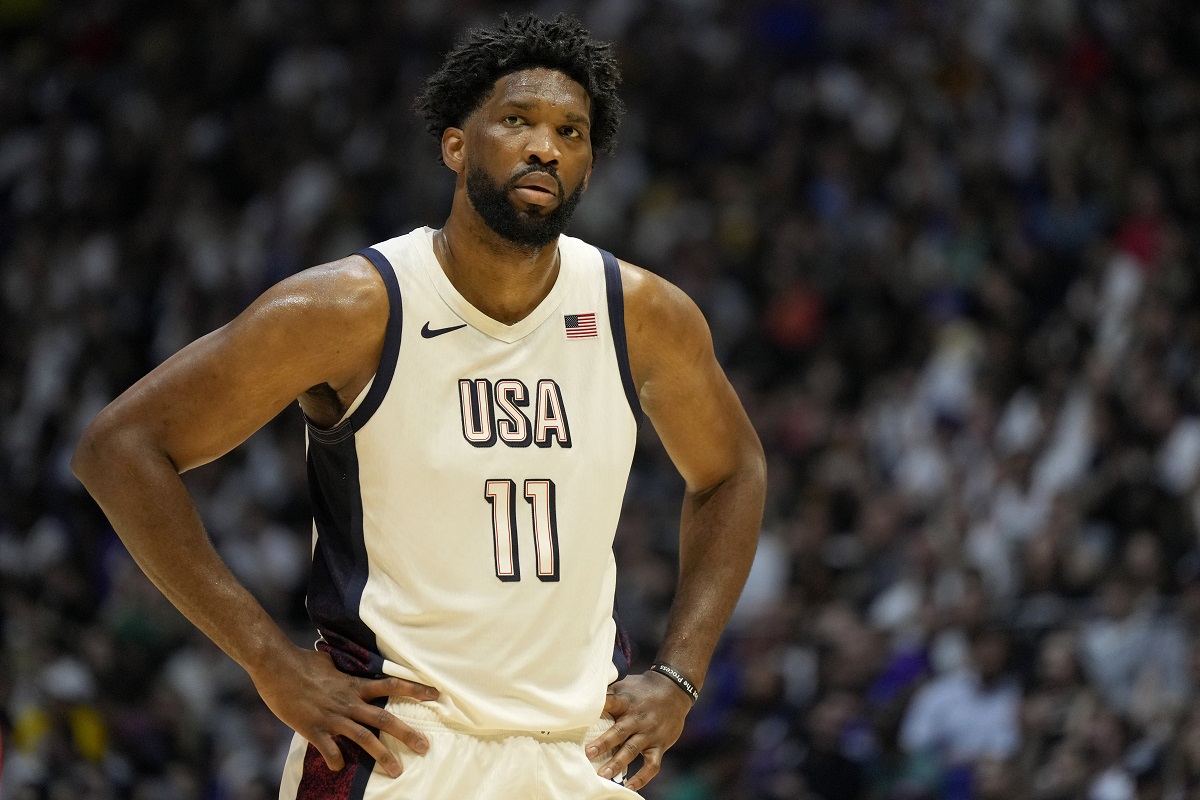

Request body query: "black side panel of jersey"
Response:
[306, 424, 381, 669]
[600, 249, 644, 428]
[297, 244, 404, 676]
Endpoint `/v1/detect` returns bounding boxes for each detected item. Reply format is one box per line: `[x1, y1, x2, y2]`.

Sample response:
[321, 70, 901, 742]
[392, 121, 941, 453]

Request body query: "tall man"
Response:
[72, 14, 766, 799]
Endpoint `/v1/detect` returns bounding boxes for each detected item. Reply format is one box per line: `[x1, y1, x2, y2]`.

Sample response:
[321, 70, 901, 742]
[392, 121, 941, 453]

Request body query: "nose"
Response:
[524, 123, 560, 167]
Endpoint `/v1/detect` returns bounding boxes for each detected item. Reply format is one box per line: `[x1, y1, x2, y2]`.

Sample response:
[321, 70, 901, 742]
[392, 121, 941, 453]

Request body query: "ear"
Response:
[581, 160, 594, 192]
[442, 127, 466, 174]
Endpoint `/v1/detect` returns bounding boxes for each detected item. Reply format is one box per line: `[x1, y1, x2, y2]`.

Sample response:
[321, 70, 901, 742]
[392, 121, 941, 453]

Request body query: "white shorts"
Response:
[277, 698, 643, 800]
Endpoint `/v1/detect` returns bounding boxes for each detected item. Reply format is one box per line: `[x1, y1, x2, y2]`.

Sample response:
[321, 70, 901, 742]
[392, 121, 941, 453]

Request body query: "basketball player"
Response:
[72, 14, 765, 798]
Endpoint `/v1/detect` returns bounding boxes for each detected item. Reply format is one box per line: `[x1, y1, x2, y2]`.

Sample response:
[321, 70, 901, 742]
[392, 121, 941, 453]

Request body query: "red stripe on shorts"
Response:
[296, 740, 375, 800]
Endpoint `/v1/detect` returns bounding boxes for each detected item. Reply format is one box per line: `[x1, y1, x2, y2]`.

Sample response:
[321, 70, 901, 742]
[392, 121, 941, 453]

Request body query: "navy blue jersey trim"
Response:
[600, 249, 644, 428]
[348, 247, 403, 430]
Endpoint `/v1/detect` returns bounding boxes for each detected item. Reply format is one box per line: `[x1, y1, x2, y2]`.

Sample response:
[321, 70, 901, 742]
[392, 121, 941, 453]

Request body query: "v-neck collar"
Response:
[417, 227, 568, 344]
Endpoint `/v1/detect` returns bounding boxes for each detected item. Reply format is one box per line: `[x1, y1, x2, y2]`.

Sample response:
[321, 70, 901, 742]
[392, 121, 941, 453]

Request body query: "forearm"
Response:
[654, 455, 765, 689]
[72, 425, 295, 677]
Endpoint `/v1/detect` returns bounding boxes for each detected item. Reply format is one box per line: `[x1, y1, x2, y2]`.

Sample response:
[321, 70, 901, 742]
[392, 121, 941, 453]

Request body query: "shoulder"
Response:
[616, 259, 702, 330]
[613, 258, 711, 389]
[235, 253, 390, 403]
[255, 254, 388, 325]
[224, 254, 391, 371]
[617, 258, 709, 347]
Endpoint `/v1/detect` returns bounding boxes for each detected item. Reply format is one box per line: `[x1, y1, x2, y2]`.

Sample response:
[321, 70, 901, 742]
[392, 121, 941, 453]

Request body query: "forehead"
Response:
[482, 68, 591, 119]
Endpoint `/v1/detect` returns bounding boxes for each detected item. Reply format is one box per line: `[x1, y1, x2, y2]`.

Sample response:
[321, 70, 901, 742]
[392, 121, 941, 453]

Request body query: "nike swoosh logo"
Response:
[421, 321, 468, 338]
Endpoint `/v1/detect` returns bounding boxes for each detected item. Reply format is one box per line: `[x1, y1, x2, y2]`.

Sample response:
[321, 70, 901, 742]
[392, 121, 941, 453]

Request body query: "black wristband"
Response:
[650, 663, 699, 703]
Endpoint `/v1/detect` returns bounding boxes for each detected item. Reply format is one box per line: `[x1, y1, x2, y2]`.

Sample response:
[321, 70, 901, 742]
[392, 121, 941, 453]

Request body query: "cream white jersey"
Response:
[304, 227, 641, 733]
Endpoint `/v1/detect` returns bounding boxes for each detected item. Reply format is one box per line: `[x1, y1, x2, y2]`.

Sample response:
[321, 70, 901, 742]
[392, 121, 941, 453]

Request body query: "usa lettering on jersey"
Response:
[459, 378, 572, 448]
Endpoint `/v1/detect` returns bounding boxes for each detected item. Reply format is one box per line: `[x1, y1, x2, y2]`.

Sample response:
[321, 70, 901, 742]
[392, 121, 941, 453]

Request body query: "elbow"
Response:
[71, 407, 153, 491]
[693, 435, 768, 502]
[739, 436, 768, 538]
[742, 432, 768, 498]
[71, 412, 115, 490]
[750, 438, 767, 483]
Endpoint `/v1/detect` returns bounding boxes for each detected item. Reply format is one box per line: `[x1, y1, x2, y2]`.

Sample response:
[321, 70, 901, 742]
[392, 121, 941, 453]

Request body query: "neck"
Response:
[436, 210, 561, 325]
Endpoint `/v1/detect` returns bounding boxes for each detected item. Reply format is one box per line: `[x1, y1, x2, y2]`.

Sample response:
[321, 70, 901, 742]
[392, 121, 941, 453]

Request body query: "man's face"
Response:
[455, 68, 594, 248]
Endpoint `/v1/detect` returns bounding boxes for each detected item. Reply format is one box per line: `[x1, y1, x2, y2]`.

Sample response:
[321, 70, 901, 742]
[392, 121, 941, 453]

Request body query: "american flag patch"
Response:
[564, 312, 597, 339]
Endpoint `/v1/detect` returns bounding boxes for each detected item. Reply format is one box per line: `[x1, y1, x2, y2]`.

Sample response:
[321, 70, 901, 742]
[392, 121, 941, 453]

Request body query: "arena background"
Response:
[2, 0, 1200, 798]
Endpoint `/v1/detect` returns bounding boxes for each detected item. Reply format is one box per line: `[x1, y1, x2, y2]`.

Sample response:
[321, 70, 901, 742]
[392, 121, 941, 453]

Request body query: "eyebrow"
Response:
[504, 99, 590, 128]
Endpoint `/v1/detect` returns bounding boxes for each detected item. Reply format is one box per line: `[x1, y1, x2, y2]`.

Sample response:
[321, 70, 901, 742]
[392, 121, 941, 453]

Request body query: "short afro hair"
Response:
[414, 13, 624, 160]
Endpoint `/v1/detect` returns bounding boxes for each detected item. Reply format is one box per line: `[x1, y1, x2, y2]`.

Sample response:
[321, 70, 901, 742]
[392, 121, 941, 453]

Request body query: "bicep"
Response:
[107, 322, 316, 473]
[87, 259, 385, 472]
[628, 271, 761, 492]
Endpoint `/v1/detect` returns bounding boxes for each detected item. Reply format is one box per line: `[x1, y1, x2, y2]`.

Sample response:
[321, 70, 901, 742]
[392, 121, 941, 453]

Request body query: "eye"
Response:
[503, 115, 525, 126]
[560, 126, 581, 139]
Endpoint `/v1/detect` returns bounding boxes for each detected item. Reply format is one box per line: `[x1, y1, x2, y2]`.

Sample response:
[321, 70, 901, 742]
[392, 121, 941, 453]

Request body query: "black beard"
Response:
[466, 164, 585, 249]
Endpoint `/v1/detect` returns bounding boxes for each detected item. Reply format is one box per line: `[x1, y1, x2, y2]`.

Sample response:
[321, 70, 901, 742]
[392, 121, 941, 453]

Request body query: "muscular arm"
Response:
[588, 262, 766, 790]
[71, 256, 436, 776]
[630, 264, 766, 686]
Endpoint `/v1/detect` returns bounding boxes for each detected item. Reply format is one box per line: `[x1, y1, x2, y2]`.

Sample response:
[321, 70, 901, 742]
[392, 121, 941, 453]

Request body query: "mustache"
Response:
[508, 165, 564, 197]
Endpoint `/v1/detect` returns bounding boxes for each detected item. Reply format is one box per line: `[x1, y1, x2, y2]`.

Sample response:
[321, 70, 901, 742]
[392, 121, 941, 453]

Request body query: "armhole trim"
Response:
[601, 249, 644, 428]
[345, 246, 403, 430]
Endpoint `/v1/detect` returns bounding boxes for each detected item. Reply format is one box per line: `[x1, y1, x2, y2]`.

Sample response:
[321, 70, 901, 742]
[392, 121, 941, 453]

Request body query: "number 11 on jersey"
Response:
[484, 479, 561, 582]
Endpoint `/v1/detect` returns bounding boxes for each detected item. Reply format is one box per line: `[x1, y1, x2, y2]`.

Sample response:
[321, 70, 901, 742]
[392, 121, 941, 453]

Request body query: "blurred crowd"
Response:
[2, 0, 1200, 798]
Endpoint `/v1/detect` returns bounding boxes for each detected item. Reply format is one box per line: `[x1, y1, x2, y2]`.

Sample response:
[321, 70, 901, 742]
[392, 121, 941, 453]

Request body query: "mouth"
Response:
[511, 181, 561, 208]
[511, 169, 563, 204]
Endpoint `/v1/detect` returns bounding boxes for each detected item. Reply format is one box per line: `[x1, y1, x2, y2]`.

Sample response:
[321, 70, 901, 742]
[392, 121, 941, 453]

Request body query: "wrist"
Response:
[649, 662, 700, 703]
[236, 624, 301, 679]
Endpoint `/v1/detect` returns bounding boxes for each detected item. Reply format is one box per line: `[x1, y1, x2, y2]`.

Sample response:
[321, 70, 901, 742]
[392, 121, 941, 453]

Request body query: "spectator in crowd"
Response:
[1084, 707, 1137, 800]
[1021, 630, 1098, 762]
[1080, 568, 1188, 729]
[798, 690, 867, 800]
[900, 624, 1022, 794]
